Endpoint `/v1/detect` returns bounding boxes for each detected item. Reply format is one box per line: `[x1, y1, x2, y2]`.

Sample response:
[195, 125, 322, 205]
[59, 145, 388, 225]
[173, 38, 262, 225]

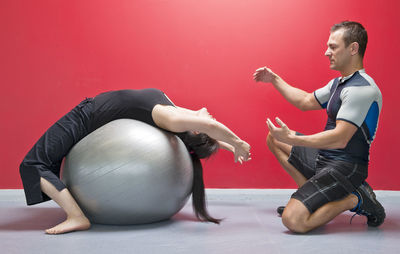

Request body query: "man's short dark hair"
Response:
[331, 21, 368, 58]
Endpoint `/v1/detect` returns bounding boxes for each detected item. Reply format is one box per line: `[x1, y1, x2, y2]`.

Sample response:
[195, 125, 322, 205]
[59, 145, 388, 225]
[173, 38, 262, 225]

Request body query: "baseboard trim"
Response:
[1, 189, 398, 203]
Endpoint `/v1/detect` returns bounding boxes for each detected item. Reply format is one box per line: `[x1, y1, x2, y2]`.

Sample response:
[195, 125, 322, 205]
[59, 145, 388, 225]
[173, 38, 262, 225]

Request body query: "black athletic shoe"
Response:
[351, 182, 386, 227]
[277, 206, 285, 216]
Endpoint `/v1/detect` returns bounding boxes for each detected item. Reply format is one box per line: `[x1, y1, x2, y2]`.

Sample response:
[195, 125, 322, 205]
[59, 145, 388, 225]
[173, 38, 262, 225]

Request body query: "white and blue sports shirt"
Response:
[314, 69, 382, 164]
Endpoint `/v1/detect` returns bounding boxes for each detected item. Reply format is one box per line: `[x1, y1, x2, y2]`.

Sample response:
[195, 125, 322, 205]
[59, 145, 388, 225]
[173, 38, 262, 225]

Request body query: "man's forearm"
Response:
[271, 75, 311, 110]
[289, 129, 348, 150]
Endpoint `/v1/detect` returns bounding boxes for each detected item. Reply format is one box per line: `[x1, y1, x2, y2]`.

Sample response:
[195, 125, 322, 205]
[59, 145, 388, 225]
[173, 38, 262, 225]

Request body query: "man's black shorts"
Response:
[288, 145, 368, 213]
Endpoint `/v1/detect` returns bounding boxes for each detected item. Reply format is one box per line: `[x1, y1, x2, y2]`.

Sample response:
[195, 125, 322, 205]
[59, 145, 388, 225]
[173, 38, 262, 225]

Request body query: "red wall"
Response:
[1, 0, 399, 190]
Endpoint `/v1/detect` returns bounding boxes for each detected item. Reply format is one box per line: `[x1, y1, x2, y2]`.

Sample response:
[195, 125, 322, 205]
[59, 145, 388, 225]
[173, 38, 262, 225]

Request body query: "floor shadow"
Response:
[282, 213, 400, 235]
[88, 219, 175, 232]
[0, 207, 65, 231]
[171, 211, 199, 222]
[88, 212, 201, 233]
[0, 207, 200, 233]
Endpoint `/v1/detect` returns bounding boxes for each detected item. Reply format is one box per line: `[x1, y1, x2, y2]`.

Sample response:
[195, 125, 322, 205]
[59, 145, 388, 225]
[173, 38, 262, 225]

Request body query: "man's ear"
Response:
[350, 42, 360, 56]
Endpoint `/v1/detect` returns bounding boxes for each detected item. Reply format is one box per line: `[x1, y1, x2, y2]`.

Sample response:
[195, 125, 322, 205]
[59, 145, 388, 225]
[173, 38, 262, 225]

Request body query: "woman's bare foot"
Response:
[39, 178, 91, 234]
[45, 215, 91, 234]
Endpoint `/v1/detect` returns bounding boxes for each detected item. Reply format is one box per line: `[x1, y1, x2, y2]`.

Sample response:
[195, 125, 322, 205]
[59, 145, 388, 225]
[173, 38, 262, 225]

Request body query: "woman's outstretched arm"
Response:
[218, 141, 234, 152]
[152, 105, 251, 163]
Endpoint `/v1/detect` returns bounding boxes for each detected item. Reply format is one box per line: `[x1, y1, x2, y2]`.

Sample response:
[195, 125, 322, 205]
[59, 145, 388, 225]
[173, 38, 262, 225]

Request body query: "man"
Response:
[253, 21, 385, 233]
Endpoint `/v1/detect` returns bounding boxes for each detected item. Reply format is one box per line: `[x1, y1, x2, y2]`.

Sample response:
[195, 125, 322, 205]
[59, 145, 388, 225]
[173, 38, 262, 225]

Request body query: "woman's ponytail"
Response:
[176, 131, 221, 224]
[190, 153, 221, 224]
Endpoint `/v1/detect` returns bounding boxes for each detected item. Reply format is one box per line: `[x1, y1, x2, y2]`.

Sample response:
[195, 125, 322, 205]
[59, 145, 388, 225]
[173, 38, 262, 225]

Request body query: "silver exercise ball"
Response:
[62, 119, 193, 225]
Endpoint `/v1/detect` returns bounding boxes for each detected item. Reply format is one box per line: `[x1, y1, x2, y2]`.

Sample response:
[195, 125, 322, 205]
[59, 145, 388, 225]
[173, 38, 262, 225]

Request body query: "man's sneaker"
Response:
[351, 182, 385, 227]
[277, 206, 285, 216]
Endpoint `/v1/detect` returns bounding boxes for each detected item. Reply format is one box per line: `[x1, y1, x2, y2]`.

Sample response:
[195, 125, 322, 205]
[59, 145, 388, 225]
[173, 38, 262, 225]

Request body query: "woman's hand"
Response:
[233, 140, 251, 164]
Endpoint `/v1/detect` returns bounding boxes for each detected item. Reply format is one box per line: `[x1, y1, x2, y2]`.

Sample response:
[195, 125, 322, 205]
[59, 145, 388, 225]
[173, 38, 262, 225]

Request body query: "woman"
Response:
[19, 88, 251, 234]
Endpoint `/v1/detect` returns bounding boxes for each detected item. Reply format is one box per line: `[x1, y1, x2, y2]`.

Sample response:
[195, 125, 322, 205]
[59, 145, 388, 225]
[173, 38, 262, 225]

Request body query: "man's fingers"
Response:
[275, 117, 283, 125]
[253, 72, 262, 79]
[266, 119, 271, 129]
[266, 118, 275, 130]
[266, 118, 275, 127]
[275, 117, 290, 130]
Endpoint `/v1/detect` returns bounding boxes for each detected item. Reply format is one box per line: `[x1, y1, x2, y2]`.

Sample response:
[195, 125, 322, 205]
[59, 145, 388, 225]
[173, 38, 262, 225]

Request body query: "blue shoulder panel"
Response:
[365, 101, 380, 140]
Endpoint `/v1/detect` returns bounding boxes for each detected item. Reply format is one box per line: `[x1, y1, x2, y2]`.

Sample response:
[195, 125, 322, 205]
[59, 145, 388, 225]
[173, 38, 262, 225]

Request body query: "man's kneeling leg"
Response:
[282, 199, 312, 233]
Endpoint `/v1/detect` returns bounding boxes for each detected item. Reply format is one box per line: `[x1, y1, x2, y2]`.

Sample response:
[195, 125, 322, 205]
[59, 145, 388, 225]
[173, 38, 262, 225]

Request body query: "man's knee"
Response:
[281, 201, 311, 233]
[282, 212, 308, 233]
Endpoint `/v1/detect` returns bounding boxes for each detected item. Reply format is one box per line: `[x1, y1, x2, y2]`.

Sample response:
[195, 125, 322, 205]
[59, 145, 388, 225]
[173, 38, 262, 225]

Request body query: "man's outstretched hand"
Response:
[253, 66, 276, 83]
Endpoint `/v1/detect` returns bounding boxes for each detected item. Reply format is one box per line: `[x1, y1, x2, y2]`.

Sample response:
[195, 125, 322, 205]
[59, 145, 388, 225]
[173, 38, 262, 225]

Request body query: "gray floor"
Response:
[0, 189, 399, 254]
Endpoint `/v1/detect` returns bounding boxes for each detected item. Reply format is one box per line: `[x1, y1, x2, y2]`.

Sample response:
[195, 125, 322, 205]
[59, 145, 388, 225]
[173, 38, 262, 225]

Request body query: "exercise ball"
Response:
[61, 119, 193, 225]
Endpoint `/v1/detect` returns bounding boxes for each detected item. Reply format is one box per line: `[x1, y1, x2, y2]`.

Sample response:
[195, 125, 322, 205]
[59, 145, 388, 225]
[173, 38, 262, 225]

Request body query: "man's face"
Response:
[325, 29, 352, 72]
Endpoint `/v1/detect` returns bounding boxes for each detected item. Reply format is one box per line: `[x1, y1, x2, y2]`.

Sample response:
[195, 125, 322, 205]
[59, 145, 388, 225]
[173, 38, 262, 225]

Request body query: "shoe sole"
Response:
[277, 206, 285, 216]
[362, 182, 386, 227]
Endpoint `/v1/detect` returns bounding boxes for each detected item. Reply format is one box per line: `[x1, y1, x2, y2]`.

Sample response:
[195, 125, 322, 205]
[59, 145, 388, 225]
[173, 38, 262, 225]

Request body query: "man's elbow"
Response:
[298, 105, 308, 112]
[336, 142, 347, 149]
[334, 138, 350, 149]
[298, 100, 312, 112]
[298, 95, 316, 112]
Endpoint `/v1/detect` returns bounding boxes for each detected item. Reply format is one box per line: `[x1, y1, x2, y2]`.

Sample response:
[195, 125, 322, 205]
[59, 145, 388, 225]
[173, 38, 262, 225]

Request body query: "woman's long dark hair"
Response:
[177, 132, 221, 224]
